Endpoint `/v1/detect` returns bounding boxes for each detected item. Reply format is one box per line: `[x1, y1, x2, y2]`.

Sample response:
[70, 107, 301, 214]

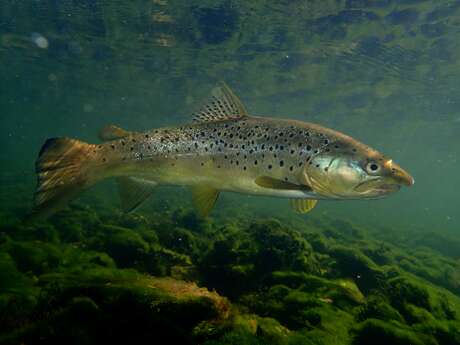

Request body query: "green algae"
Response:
[2, 204, 460, 344]
[2, 204, 460, 345]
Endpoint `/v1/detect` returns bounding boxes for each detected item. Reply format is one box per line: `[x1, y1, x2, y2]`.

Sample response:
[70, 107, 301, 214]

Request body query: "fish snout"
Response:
[385, 160, 414, 186]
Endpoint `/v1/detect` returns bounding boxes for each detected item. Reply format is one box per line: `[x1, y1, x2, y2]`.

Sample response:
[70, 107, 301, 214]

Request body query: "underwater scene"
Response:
[1, 0, 460, 344]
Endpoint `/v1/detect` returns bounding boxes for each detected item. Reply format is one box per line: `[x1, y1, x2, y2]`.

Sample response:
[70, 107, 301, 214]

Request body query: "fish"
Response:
[28, 83, 414, 221]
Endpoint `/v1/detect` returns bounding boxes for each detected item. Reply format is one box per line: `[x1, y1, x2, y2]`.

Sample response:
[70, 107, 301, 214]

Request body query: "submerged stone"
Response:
[353, 319, 431, 345]
[1, 269, 230, 344]
[346, 0, 392, 8]
[193, 5, 239, 45]
[420, 23, 447, 38]
[385, 9, 419, 25]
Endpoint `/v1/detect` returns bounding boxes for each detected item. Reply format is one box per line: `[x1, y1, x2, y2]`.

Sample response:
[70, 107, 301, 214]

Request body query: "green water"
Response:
[1, 1, 459, 344]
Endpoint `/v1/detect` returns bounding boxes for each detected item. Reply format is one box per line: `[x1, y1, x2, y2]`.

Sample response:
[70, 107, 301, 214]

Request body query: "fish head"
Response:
[301, 138, 414, 199]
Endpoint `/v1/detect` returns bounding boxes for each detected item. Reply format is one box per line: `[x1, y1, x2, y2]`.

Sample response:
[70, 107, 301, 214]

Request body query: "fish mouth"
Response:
[354, 180, 401, 197]
[373, 184, 401, 194]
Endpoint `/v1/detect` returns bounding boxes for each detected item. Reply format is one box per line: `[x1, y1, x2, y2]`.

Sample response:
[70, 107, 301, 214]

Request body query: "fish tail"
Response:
[26, 137, 98, 223]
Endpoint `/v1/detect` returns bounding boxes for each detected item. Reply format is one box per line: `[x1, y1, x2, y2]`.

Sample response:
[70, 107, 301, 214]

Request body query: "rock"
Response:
[193, 5, 239, 45]
[353, 319, 434, 345]
[420, 23, 447, 38]
[1, 268, 230, 345]
[385, 9, 419, 25]
[95, 225, 150, 267]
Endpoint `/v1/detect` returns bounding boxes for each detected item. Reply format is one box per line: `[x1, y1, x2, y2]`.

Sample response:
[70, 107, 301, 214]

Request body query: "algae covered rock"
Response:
[92, 224, 150, 267]
[200, 219, 319, 297]
[327, 244, 385, 293]
[1, 268, 230, 345]
[353, 319, 432, 345]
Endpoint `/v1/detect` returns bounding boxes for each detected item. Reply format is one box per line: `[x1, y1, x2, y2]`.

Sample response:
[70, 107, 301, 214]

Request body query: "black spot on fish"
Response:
[111, 144, 115, 150]
[254, 160, 258, 165]
[289, 166, 294, 171]
[268, 164, 272, 170]
[145, 134, 149, 138]
[280, 160, 284, 167]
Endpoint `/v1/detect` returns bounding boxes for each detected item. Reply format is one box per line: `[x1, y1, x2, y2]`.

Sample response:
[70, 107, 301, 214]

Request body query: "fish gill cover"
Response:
[0, 0, 460, 344]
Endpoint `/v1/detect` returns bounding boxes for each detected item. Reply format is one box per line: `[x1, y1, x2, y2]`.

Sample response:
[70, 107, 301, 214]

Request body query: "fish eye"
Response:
[366, 162, 381, 174]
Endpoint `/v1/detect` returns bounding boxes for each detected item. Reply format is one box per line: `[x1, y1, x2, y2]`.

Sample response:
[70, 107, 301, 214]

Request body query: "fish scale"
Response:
[28, 83, 413, 222]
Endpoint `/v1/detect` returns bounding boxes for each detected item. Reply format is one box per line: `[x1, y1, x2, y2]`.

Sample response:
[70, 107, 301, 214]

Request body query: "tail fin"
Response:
[26, 137, 96, 222]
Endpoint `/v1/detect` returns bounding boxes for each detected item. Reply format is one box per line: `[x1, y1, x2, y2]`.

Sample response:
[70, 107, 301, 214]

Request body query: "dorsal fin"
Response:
[192, 83, 248, 123]
[98, 124, 132, 142]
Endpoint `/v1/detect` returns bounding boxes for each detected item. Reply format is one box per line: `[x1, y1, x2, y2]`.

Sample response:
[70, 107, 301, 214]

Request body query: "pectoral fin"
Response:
[117, 177, 157, 212]
[255, 176, 312, 191]
[191, 186, 220, 217]
[290, 199, 318, 214]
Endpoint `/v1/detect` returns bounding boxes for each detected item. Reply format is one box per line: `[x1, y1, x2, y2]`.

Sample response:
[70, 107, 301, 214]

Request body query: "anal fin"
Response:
[191, 185, 220, 217]
[117, 177, 157, 213]
[290, 199, 318, 214]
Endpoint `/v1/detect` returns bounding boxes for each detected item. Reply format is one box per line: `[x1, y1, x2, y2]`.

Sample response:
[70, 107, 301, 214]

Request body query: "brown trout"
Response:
[30, 84, 413, 220]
